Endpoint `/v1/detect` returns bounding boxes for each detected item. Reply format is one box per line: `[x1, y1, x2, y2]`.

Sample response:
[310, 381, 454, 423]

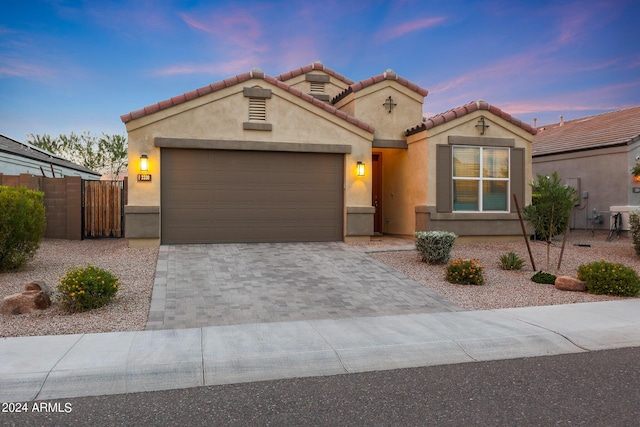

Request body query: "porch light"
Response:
[140, 154, 149, 172]
[356, 161, 365, 176]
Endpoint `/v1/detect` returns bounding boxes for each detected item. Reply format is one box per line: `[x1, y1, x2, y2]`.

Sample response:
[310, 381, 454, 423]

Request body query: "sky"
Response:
[1, 0, 639, 142]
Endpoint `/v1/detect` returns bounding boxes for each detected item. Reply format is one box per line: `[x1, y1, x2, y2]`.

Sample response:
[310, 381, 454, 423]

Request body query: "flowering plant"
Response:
[577, 260, 640, 296]
[446, 258, 485, 285]
[57, 264, 120, 312]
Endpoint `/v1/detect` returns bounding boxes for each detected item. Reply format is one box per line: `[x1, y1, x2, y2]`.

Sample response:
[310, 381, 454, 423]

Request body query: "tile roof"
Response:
[274, 61, 355, 85]
[532, 106, 640, 157]
[0, 134, 101, 176]
[331, 69, 429, 104]
[405, 100, 537, 136]
[120, 68, 374, 134]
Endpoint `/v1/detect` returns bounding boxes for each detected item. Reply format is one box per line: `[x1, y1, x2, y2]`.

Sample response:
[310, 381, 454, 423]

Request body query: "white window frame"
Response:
[452, 145, 510, 212]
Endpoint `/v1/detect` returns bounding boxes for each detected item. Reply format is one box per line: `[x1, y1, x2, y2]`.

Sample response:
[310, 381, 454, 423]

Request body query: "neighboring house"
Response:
[532, 106, 640, 233]
[0, 134, 101, 180]
[121, 62, 536, 246]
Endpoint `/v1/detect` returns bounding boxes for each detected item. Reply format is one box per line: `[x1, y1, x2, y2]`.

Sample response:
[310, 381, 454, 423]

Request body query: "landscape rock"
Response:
[1, 281, 52, 315]
[555, 276, 587, 292]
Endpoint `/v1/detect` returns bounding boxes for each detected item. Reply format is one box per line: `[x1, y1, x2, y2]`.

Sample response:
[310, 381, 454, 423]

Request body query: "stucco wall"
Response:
[124, 77, 374, 244]
[381, 110, 533, 238]
[335, 82, 424, 141]
[533, 144, 637, 230]
[283, 71, 351, 101]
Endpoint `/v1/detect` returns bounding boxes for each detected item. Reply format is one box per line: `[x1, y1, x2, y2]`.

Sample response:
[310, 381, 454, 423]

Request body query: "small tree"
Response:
[27, 131, 128, 178]
[522, 172, 578, 271]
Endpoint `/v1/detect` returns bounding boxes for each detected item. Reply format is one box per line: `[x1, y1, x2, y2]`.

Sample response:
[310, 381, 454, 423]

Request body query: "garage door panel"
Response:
[162, 149, 344, 243]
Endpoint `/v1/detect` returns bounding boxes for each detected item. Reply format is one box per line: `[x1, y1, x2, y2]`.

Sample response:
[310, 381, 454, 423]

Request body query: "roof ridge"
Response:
[332, 69, 429, 105]
[120, 69, 374, 134]
[274, 61, 355, 85]
[405, 100, 537, 136]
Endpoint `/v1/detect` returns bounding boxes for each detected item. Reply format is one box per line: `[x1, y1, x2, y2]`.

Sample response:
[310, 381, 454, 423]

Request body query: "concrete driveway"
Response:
[146, 241, 463, 330]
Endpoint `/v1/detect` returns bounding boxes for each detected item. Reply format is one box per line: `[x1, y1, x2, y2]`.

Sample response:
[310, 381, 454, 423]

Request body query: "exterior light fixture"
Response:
[357, 161, 365, 176]
[137, 154, 151, 182]
[140, 154, 149, 172]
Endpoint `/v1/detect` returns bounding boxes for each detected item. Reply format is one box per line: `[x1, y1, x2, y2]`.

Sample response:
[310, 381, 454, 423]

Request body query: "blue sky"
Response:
[1, 0, 639, 142]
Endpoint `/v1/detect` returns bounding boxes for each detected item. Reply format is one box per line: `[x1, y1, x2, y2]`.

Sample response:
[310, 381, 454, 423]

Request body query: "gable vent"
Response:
[249, 98, 266, 121]
[310, 81, 325, 93]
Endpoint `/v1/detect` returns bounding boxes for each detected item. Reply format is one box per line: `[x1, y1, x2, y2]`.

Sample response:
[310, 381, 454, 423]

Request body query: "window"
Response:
[452, 146, 509, 211]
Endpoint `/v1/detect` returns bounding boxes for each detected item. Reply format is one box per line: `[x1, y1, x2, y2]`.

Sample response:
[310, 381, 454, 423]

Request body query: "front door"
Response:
[372, 153, 382, 233]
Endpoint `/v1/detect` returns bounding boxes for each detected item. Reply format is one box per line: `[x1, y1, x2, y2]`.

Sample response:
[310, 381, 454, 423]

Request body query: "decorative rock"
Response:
[1, 281, 52, 315]
[555, 276, 587, 292]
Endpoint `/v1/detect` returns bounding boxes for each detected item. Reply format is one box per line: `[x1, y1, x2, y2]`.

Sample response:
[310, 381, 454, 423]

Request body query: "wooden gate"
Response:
[82, 180, 124, 238]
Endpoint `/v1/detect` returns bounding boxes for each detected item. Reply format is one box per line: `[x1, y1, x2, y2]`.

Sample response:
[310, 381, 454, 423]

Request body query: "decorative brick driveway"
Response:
[146, 242, 463, 330]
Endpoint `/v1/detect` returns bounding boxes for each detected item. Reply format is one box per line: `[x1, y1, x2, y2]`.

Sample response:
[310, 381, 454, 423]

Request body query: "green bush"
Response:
[499, 252, 525, 270]
[57, 264, 120, 312]
[576, 260, 640, 297]
[0, 186, 46, 271]
[414, 231, 457, 264]
[446, 258, 485, 285]
[531, 271, 556, 284]
[629, 210, 640, 256]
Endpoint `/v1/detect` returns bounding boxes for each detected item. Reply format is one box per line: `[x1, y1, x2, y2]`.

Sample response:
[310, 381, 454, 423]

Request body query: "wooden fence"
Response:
[83, 180, 125, 238]
[0, 174, 126, 239]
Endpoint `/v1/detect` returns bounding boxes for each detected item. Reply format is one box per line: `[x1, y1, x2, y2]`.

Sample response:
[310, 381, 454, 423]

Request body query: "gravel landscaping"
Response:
[0, 239, 158, 338]
[370, 230, 638, 310]
[1, 231, 638, 338]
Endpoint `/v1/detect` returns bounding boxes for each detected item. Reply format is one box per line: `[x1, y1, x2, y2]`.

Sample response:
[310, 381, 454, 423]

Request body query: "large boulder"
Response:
[555, 276, 587, 292]
[1, 281, 52, 315]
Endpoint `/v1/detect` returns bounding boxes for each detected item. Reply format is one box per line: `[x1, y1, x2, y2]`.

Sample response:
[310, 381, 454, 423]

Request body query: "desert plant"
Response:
[629, 210, 640, 256]
[446, 258, 485, 285]
[577, 260, 640, 297]
[499, 252, 525, 270]
[414, 231, 457, 264]
[522, 172, 578, 271]
[531, 271, 557, 284]
[57, 264, 120, 312]
[0, 186, 46, 271]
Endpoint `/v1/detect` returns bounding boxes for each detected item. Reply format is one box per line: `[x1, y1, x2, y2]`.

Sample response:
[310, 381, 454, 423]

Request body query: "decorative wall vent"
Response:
[310, 81, 325, 93]
[249, 98, 267, 121]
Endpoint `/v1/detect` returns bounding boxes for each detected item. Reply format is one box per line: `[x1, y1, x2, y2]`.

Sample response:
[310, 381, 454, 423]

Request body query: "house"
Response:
[532, 106, 640, 233]
[121, 62, 536, 246]
[0, 134, 101, 180]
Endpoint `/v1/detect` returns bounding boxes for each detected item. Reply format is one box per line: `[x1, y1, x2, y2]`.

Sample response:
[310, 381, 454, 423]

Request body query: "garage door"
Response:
[161, 149, 344, 244]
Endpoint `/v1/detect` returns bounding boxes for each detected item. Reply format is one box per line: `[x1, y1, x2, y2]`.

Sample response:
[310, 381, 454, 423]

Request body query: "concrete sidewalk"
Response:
[2, 299, 639, 403]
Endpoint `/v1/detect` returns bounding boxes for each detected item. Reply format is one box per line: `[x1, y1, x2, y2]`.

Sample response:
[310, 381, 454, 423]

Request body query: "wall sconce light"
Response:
[137, 154, 151, 182]
[140, 154, 149, 172]
[356, 161, 365, 176]
[633, 174, 640, 183]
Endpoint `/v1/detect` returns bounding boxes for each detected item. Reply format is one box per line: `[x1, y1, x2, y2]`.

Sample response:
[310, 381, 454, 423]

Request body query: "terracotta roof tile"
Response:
[533, 106, 640, 156]
[405, 100, 537, 136]
[120, 67, 374, 134]
[274, 61, 355, 85]
[332, 69, 429, 104]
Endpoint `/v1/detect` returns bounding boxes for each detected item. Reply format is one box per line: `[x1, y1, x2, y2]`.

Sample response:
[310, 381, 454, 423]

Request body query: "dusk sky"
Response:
[1, 0, 639, 142]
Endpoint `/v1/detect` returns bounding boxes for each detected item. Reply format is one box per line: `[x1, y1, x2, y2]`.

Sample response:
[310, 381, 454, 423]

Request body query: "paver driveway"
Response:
[146, 242, 463, 330]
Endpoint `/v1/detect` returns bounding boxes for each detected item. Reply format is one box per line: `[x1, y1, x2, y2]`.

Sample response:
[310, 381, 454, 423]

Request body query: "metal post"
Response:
[513, 193, 536, 271]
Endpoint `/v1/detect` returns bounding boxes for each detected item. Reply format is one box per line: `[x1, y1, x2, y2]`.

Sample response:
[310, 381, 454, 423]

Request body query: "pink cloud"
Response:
[379, 16, 447, 41]
[153, 57, 260, 77]
[0, 57, 54, 79]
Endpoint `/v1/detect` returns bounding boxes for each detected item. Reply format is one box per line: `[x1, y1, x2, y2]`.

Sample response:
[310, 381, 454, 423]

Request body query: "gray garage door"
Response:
[161, 149, 344, 244]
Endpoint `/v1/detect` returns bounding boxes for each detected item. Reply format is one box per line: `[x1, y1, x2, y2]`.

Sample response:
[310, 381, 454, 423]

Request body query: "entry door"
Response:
[372, 153, 382, 233]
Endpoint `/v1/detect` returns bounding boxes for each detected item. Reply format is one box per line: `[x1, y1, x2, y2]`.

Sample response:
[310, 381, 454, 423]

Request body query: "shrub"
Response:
[531, 271, 556, 284]
[414, 231, 457, 264]
[629, 210, 640, 256]
[446, 258, 485, 285]
[57, 264, 120, 312]
[499, 252, 525, 270]
[0, 186, 46, 271]
[576, 260, 640, 297]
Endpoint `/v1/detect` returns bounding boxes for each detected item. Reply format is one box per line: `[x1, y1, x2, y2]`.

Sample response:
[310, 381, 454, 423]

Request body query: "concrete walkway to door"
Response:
[146, 241, 462, 330]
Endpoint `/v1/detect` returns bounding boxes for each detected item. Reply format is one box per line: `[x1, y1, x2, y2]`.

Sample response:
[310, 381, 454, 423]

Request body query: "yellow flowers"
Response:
[446, 258, 485, 285]
[55, 264, 121, 313]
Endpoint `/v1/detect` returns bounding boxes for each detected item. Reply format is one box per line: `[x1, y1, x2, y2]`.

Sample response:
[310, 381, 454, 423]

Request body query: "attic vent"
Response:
[249, 98, 266, 121]
[310, 81, 325, 93]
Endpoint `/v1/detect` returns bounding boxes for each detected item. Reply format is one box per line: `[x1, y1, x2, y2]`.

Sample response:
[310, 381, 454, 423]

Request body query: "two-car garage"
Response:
[160, 149, 345, 244]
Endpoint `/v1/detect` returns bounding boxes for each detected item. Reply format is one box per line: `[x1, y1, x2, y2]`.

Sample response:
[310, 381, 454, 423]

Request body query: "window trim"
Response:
[451, 145, 511, 213]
